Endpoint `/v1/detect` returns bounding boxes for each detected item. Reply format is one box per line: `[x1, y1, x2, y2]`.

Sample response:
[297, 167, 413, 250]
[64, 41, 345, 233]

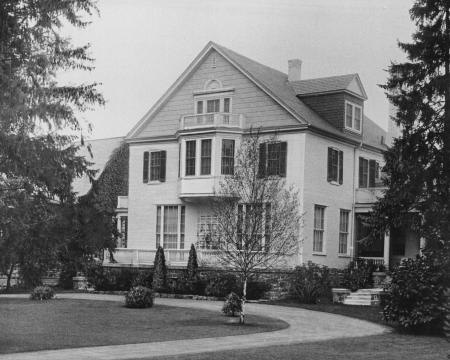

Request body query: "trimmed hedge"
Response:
[30, 286, 55, 300]
[125, 286, 154, 308]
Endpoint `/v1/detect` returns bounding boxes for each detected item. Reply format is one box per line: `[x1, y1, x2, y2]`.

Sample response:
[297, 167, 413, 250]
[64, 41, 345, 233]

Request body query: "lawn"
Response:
[0, 298, 288, 354]
[151, 333, 448, 360]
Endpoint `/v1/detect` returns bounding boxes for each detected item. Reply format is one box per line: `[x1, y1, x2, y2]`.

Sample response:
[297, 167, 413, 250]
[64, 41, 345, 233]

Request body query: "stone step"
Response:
[343, 298, 380, 306]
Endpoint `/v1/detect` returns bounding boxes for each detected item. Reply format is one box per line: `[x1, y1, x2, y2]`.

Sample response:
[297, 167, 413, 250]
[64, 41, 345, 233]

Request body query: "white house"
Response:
[107, 41, 420, 270]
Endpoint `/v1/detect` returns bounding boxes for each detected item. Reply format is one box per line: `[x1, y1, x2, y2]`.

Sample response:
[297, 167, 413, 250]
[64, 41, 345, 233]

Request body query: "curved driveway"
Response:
[0, 292, 389, 360]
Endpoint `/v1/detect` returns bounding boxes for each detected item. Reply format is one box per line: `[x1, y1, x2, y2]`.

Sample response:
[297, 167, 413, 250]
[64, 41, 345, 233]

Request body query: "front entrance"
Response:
[354, 214, 384, 258]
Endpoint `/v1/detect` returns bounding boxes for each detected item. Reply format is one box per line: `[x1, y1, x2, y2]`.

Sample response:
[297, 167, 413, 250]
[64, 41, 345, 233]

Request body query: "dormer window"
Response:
[345, 101, 362, 133]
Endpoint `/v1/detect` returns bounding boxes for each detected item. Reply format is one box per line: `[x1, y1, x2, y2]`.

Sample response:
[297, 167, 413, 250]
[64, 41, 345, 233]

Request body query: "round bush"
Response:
[125, 286, 154, 308]
[30, 286, 55, 301]
[291, 261, 331, 304]
[222, 292, 242, 317]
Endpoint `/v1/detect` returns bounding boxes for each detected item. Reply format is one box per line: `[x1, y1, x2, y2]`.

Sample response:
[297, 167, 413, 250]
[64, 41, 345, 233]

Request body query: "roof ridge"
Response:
[291, 73, 357, 83]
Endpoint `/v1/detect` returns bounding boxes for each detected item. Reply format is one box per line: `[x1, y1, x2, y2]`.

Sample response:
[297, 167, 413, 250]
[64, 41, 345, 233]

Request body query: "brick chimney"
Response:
[288, 59, 302, 82]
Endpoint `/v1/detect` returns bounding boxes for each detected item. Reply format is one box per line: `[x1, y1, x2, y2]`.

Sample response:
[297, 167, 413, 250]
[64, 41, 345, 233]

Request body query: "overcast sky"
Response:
[62, 0, 415, 139]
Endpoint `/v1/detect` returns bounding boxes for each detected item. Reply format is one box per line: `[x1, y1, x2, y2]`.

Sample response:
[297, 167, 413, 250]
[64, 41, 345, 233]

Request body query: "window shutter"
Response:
[369, 159, 376, 187]
[338, 151, 343, 184]
[143, 151, 149, 183]
[159, 151, 166, 182]
[258, 143, 266, 178]
[279, 142, 287, 177]
[327, 148, 333, 182]
[358, 157, 364, 188]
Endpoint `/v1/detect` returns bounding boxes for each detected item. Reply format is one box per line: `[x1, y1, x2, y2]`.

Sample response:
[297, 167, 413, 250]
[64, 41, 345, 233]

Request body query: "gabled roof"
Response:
[126, 41, 383, 149]
[72, 137, 124, 196]
[291, 74, 368, 100]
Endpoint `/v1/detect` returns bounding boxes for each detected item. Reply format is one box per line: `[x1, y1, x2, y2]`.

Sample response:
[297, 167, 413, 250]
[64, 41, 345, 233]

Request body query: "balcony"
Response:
[180, 113, 244, 130]
[178, 176, 221, 199]
[355, 187, 386, 204]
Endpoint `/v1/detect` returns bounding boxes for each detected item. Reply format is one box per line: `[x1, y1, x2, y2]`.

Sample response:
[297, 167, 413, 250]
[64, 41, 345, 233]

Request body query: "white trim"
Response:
[344, 100, 363, 134]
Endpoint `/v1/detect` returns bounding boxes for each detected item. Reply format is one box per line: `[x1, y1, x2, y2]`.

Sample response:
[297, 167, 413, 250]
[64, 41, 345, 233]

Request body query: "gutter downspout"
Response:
[350, 141, 363, 259]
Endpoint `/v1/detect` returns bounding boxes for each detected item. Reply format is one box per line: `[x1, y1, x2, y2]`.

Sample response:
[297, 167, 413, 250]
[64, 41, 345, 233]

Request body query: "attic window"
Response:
[205, 79, 221, 90]
[345, 101, 362, 133]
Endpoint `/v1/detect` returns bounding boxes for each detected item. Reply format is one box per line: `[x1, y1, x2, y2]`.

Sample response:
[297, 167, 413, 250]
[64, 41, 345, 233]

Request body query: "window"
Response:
[339, 210, 349, 255]
[185, 140, 196, 176]
[201, 139, 212, 175]
[359, 157, 379, 188]
[156, 205, 186, 249]
[237, 203, 268, 251]
[259, 142, 287, 177]
[143, 151, 166, 183]
[197, 215, 218, 249]
[313, 205, 325, 253]
[345, 101, 362, 132]
[221, 139, 235, 175]
[327, 148, 343, 184]
[119, 216, 128, 248]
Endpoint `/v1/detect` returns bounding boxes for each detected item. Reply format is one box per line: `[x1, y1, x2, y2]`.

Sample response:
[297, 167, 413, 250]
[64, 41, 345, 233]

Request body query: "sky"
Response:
[62, 0, 416, 140]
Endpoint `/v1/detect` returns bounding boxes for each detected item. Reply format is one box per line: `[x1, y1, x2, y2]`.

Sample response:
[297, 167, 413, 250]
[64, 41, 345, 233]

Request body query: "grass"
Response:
[151, 334, 449, 360]
[0, 298, 288, 354]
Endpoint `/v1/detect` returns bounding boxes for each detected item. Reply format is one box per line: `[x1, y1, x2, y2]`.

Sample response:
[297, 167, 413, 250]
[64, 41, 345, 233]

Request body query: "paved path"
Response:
[0, 293, 389, 360]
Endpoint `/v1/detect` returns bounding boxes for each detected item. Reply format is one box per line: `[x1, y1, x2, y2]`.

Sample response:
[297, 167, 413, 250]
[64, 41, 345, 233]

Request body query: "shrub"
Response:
[85, 263, 139, 291]
[245, 280, 271, 300]
[205, 273, 239, 297]
[133, 270, 153, 288]
[291, 262, 331, 304]
[186, 244, 199, 282]
[342, 259, 374, 291]
[382, 254, 448, 334]
[125, 286, 154, 308]
[58, 262, 77, 289]
[222, 292, 242, 316]
[30, 286, 55, 300]
[152, 247, 167, 292]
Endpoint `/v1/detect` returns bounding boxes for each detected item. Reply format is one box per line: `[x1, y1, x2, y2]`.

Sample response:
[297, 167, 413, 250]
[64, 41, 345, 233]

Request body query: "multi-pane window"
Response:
[156, 205, 186, 249]
[236, 203, 268, 251]
[327, 148, 343, 184]
[359, 157, 380, 188]
[143, 151, 166, 183]
[119, 216, 128, 248]
[206, 99, 220, 113]
[197, 215, 218, 249]
[185, 140, 196, 176]
[221, 139, 235, 175]
[201, 139, 212, 175]
[339, 210, 350, 255]
[259, 142, 287, 177]
[345, 101, 362, 132]
[313, 205, 325, 252]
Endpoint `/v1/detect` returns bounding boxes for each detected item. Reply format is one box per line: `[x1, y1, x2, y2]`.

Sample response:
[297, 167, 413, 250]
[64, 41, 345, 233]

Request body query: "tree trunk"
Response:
[445, 6, 450, 209]
[240, 277, 247, 324]
[5, 263, 14, 293]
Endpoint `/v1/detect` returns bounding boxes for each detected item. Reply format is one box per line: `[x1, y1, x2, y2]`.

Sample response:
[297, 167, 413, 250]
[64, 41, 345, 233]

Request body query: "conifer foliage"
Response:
[186, 244, 199, 282]
[152, 247, 167, 292]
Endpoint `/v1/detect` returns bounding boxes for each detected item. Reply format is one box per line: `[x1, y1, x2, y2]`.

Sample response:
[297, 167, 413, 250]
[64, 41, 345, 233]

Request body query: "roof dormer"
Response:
[290, 73, 367, 135]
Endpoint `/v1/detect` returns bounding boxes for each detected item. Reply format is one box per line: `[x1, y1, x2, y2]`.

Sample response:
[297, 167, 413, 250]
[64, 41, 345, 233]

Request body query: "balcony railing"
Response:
[180, 113, 244, 130]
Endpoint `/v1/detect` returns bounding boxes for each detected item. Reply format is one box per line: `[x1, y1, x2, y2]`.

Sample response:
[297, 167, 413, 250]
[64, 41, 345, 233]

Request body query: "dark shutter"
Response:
[258, 143, 266, 178]
[358, 157, 364, 188]
[338, 151, 343, 184]
[279, 142, 287, 177]
[143, 151, 149, 183]
[159, 151, 166, 182]
[369, 159, 376, 187]
[327, 148, 333, 182]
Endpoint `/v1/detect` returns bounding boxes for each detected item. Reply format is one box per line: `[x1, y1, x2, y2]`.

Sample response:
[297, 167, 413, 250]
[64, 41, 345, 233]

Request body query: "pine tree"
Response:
[370, 0, 450, 251]
[152, 247, 167, 292]
[186, 244, 199, 281]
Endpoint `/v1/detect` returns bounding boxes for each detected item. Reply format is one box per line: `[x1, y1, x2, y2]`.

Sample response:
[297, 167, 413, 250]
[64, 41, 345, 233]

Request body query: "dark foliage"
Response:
[30, 286, 55, 301]
[382, 252, 449, 334]
[125, 286, 154, 308]
[132, 270, 153, 289]
[152, 247, 167, 292]
[342, 259, 374, 292]
[290, 262, 331, 304]
[205, 273, 240, 298]
[85, 263, 138, 291]
[186, 244, 199, 282]
[222, 292, 242, 317]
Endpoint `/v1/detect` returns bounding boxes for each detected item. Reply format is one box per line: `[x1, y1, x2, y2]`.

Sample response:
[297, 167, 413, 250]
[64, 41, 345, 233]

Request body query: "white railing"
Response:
[180, 113, 244, 130]
[117, 196, 128, 209]
[357, 257, 385, 266]
[106, 248, 192, 266]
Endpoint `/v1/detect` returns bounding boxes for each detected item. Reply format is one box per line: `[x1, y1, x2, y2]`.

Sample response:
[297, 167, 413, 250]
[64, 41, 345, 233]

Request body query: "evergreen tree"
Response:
[370, 0, 450, 251]
[186, 244, 199, 281]
[152, 247, 167, 292]
[0, 1, 104, 286]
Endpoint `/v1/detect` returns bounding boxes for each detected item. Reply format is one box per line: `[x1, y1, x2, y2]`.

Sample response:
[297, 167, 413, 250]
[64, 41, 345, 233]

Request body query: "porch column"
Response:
[383, 231, 390, 268]
[419, 237, 426, 255]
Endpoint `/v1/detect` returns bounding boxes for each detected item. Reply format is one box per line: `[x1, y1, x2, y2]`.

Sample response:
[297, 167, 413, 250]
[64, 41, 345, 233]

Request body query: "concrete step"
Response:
[343, 298, 380, 306]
